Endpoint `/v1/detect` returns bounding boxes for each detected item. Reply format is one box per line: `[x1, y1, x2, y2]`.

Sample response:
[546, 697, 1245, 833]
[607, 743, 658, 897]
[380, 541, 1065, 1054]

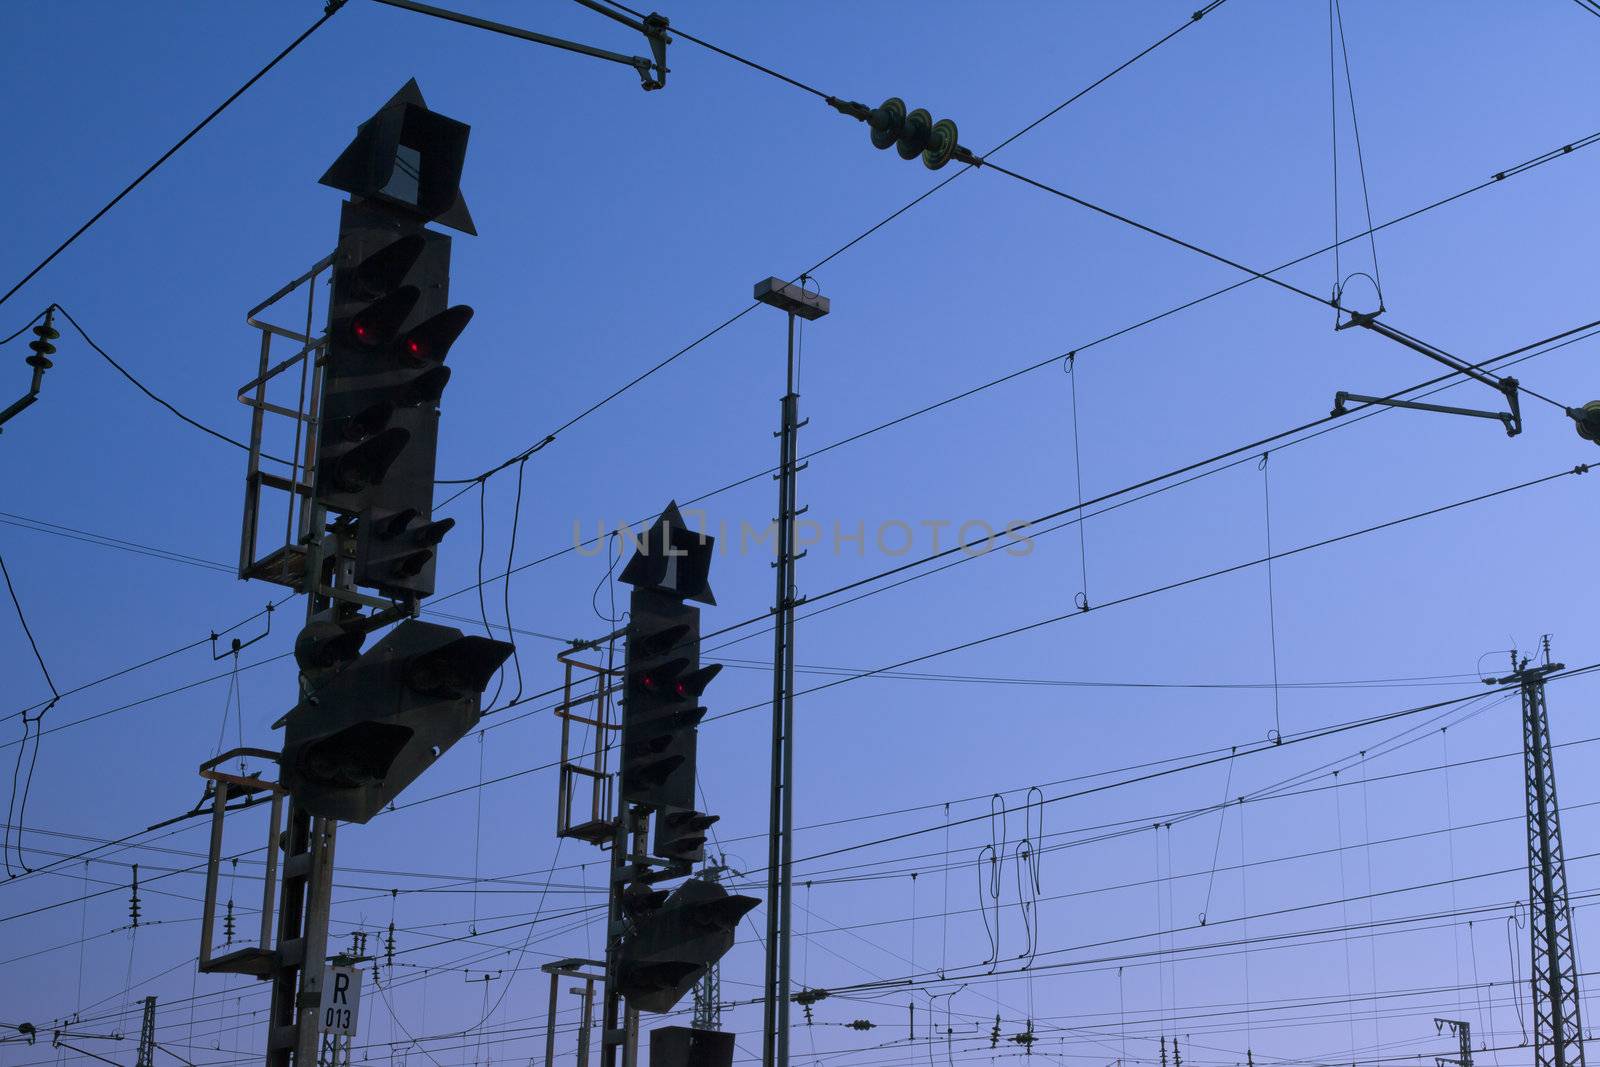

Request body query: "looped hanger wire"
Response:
[1507, 903, 1528, 1044]
[4, 701, 55, 877]
[1327, 0, 1387, 325]
[1062, 351, 1090, 611]
[1333, 271, 1384, 323]
[1012, 844, 1037, 965]
[1259, 451, 1283, 744]
[1197, 748, 1236, 926]
[1013, 787, 1044, 965]
[978, 794, 1008, 970]
[920, 985, 965, 1067]
[989, 794, 1009, 875]
[976, 844, 1000, 969]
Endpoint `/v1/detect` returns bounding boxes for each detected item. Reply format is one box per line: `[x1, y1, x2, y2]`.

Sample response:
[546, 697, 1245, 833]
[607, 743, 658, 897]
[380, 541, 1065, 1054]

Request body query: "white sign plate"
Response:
[318, 966, 362, 1035]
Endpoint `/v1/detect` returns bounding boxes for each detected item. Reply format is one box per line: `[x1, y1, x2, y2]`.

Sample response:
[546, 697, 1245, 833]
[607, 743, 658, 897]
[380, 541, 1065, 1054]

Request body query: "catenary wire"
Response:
[423, 126, 1600, 612]
[433, 0, 1233, 490]
[0, 4, 345, 312]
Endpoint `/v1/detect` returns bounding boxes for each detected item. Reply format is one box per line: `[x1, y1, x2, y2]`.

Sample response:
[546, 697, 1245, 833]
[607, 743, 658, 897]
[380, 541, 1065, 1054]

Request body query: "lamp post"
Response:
[752, 276, 829, 1067]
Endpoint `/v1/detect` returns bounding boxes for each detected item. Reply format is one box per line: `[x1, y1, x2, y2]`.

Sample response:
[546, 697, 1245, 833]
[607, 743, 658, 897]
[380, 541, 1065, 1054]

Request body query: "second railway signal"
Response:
[621, 586, 716, 812]
[620, 503, 721, 813]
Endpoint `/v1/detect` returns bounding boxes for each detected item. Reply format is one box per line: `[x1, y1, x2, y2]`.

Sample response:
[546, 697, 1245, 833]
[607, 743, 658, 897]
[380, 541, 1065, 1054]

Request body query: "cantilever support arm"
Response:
[1342, 312, 1510, 392]
[370, 0, 670, 90]
[50, 1039, 124, 1067]
[1336, 312, 1523, 436]
[1332, 391, 1519, 436]
[0, 366, 43, 430]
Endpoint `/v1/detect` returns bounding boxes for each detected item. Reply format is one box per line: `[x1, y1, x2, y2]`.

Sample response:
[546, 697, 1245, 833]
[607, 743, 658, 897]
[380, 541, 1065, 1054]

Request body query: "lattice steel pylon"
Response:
[691, 862, 737, 1031]
[1494, 641, 1586, 1067]
[136, 997, 156, 1067]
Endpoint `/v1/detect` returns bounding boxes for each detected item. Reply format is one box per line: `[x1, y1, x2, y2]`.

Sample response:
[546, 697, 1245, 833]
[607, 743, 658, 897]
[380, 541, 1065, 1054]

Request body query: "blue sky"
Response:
[2, 3, 1599, 1067]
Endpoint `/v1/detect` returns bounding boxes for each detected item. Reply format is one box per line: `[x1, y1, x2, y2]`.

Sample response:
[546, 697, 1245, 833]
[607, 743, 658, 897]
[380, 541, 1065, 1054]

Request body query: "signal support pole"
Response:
[601, 807, 644, 1067]
[1490, 640, 1586, 1067]
[269, 505, 343, 1067]
[222, 82, 502, 1067]
[753, 277, 829, 1067]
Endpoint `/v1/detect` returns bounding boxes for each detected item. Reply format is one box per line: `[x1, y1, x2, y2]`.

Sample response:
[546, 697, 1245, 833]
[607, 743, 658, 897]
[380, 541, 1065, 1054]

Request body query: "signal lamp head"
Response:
[342, 401, 395, 443]
[664, 811, 718, 832]
[400, 365, 452, 409]
[673, 663, 722, 699]
[329, 426, 410, 493]
[404, 635, 513, 699]
[637, 624, 691, 659]
[294, 620, 366, 674]
[687, 895, 761, 930]
[635, 658, 689, 694]
[671, 706, 707, 729]
[415, 517, 455, 546]
[376, 507, 422, 538]
[631, 753, 686, 787]
[301, 721, 414, 787]
[349, 234, 425, 300]
[398, 305, 473, 364]
[390, 549, 434, 578]
[345, 286, 421, 349]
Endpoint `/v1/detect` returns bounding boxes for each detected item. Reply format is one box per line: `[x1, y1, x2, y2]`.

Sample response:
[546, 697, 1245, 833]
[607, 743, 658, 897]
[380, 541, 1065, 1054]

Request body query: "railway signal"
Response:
[279, 620, 511, 824]
[616, 878, 757, 1014]
[315, 79, 476, 599]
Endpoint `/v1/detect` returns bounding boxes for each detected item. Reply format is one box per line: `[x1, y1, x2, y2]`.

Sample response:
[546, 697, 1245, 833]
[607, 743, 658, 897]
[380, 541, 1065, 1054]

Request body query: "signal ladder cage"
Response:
[195, 747, 287, 977]
[236, 254, 332, 591]
[554, 638, 624, 844]
[236, 254, 439, 617]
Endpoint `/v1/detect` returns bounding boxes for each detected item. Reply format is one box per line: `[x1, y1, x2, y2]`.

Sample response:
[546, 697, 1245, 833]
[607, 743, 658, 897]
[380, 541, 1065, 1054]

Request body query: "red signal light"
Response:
[341, 286, 420, 350]
[395, 305, 472, 367]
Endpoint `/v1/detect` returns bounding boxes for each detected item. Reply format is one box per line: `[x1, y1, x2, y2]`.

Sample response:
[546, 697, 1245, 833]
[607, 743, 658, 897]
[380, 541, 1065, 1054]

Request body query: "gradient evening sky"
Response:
[2, 4, 1599, 1067]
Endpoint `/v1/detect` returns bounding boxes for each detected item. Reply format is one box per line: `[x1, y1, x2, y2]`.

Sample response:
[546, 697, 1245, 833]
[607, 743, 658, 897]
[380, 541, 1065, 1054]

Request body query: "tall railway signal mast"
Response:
[198, 81, 509, 1067]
